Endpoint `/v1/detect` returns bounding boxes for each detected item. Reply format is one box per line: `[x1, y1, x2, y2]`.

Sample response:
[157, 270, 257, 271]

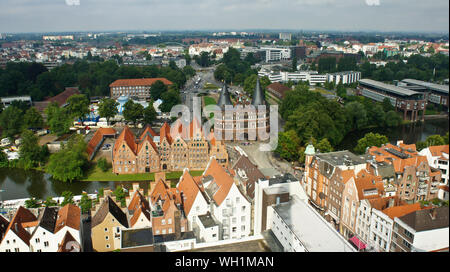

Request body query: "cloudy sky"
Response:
[0, 0, 448, 33]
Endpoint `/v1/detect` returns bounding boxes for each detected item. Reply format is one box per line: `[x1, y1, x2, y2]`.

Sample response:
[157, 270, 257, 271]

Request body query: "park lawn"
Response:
[203, 96, 217, 106]
[311, 88, 334, 96]
[81, 165, 204, 182]
[203, 83, 220, 90]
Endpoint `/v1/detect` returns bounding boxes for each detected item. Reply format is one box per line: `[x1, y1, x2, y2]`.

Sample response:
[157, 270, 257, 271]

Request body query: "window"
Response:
[162, 219, 166, 225]
[168, 218, 172, 224]
[106, 244, 110, 249]
[44, 241, 49, 247]
[241, 216, 246, 222]
[168, 228, 173, 234]
[35, 238, 40, 243]
[14, 248, 19, 252]
[104, 228, 108, 232]
[162, 229, 166, 234]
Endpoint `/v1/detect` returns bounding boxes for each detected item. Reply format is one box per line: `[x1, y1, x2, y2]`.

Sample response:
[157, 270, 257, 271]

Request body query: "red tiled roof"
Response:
[382, 203, 427, 220]
[355, 170, 384, 200]
[159, 122, 172, 145]
[1, 206, 37, 246]
[87, 128, 116, 159]
[114, 126, 137, 155]
[203, 158, 235, 206]
[428, 145, 449, 157]
[128, 191, 151, 227]
[45, 87, 80, 106]
[109, 78, 173, 87]
[54, 204, 81, 233]
[267, 82, 291, 94]
[176, 170, 201, 216]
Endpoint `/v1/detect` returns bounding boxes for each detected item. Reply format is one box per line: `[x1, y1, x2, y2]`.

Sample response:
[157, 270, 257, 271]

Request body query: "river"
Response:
[0, 118, 448, 201]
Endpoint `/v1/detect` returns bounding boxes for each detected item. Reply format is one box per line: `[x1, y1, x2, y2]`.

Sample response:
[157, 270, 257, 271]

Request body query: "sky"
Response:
[0, 0, 448, 33]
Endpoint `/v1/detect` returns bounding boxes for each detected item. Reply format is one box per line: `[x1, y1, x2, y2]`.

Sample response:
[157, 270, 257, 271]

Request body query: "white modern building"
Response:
[261, 47, 291, 62]
[253, 174, 308, 236]
[327, 71, 361, 85]
[267, 195, 356, 252]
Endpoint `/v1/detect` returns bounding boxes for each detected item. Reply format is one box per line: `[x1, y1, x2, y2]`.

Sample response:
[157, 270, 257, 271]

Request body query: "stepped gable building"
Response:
[109, 78, 173, 99]
[368, 141, 441, 203]
[112, 121, 228, 174]
[214, 78, 270, 141]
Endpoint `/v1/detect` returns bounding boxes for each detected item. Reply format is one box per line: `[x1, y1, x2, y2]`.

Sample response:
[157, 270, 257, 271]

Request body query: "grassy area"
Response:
[81, 165, 204, 182]
[310, 88, 334, 96]
[203, 82, 220, 90]
[203, 96, 217, 106]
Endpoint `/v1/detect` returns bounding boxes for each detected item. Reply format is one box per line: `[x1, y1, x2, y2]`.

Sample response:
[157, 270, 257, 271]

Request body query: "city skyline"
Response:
[0, 0, 448, 33]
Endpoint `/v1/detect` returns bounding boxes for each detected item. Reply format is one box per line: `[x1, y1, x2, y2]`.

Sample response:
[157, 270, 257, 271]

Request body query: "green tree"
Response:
[23, 107, 44, 129]
[382, 98, 395, 112]
[182, 65, 196, 78]
[47, 135, 88, 182]
[354, 133, 389, 154]
[113, 186, 126, 207]
[345, 101, 368, 130]
[43, 196, 57, 207]
[384, 110, 402, 127]
[45, 103, 72, 136]
[150, 80, 168, 100]
[66, 94, 90, 121]
[97, 157, 110, 172]
[98, 98, 119, 124]
[61, 191, 75, 206]
[292, 56, 298, 71]
[80, 193, 92, 214]
[160, 89, 181, 113]
[0, 106, 24, 138]
[25, 197, 40, 208]
[122, 100, 144, 125]
[316, 138, 333, 153]
[19, 130, 44, 169]
[0, 150, 9, 168]
[143, 105, 157, 125]
[274, 130, 301, 161]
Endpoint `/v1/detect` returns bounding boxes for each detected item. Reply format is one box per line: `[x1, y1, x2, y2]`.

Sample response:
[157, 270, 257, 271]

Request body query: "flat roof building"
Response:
[400, 78, 449, 109]
[358, 79, 427, 121]
[267, 195, 356, 252]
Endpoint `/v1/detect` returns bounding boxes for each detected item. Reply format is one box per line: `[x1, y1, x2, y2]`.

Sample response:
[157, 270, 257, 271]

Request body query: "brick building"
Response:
[109, 78, 173, 100]
[112, 120, 228, 174]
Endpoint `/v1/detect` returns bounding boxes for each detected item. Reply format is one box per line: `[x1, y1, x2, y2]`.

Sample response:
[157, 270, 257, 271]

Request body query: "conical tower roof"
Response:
[251, 77, 266, 106]
[217, 83, 232, 107]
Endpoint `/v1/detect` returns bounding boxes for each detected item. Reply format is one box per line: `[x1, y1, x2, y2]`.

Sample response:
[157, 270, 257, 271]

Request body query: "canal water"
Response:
[336, 118, 449, 152]
[0, 169, 153, 201]
[0, 118, 448, 201]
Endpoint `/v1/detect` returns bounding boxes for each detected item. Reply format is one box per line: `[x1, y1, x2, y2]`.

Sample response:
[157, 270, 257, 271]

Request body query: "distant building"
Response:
[327, 71, 361, 85]
[390, 207, 449, 252]
[109, 78, 173, 100]
[261, 47, 291, 62]
[266, 82, 291, 100]
[279, 33, 292, 41]
[214, 80, 270, 141]
[0, 96, 32, 108]
[358, 79, 427, 121]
